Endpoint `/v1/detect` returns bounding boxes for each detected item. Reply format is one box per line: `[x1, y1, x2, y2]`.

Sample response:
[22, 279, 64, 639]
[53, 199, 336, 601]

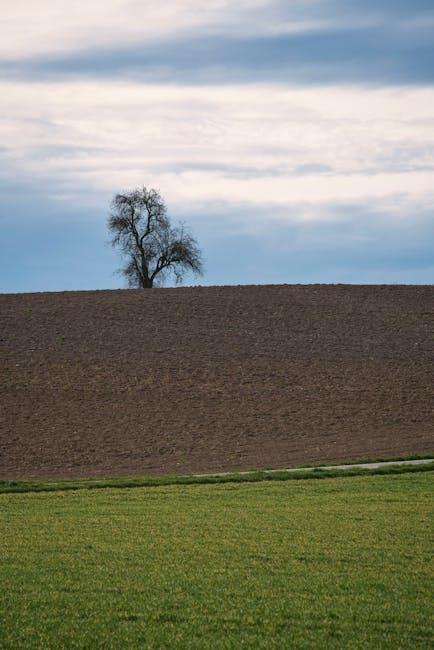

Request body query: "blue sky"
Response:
[1, 0, 433, 292]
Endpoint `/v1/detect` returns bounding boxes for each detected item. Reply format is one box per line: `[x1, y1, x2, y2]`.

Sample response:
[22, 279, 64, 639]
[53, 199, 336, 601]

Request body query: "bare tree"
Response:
[108, 187, 203, 288]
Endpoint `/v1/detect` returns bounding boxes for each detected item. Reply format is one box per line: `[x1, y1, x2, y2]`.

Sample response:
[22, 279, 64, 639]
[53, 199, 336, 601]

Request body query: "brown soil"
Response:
[1, 284, 433, 480]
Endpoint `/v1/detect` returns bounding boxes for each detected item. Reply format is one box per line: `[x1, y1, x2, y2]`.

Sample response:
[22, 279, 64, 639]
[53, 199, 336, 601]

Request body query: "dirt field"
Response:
[1, 284, 433, 479]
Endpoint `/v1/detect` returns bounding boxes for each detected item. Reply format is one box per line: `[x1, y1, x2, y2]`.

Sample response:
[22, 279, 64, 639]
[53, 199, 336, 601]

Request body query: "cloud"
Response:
[2, 1, 433, 86]
[4, 26, 434, 86]
[1, 80, 433, 220]
[0, 1, 280, 61]
[2, 0, 433, 63]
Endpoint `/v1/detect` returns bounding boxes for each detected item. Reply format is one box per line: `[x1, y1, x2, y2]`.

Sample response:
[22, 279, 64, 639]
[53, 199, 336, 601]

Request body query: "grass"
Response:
[1, 457, 433, 495]
[1, 472, 433, 648]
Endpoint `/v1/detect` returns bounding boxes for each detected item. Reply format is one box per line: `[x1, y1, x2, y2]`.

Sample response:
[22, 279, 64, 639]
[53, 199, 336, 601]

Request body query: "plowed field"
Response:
[1, 284, 433, 479]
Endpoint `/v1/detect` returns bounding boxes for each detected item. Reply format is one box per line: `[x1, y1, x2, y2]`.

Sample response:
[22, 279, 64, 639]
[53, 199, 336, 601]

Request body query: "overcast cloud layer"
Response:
[1, 0, 433, 291]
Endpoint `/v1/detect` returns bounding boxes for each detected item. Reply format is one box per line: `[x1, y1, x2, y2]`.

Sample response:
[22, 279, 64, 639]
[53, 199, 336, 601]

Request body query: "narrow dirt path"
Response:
[195, 458, 434, 477]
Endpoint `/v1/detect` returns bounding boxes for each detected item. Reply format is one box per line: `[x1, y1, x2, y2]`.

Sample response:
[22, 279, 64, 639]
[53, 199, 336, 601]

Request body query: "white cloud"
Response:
[0, 0, 278, 60]
[1, 0, 374, 64]
[1, 79, 433, 221]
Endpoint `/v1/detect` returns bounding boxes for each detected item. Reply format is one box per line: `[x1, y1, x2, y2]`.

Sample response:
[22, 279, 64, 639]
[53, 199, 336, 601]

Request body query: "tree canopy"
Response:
[108, 187, 203, 288]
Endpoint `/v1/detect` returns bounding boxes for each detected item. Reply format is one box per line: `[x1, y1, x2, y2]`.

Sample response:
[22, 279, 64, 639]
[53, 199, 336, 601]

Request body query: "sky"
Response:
[1, 0, 434, 292]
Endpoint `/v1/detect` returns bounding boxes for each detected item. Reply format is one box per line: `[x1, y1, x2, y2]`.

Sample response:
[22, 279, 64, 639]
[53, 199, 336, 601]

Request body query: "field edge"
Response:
[1, 456, 433, 495]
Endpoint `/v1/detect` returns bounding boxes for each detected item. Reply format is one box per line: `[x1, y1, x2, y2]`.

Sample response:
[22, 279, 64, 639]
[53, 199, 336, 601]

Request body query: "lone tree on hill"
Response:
[108, 187, 203, 288]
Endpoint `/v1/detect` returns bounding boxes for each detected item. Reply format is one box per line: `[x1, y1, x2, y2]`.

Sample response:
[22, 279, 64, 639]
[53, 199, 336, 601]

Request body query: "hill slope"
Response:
[1, 284, 433, 479]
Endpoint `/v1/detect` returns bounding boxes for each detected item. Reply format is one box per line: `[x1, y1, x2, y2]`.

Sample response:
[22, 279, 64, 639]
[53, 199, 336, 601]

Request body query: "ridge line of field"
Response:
[1, 457, 433, 495]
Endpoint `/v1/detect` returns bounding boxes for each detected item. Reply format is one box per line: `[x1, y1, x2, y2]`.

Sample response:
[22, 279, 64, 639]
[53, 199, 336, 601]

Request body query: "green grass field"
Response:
[1, 472, 433, 649]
